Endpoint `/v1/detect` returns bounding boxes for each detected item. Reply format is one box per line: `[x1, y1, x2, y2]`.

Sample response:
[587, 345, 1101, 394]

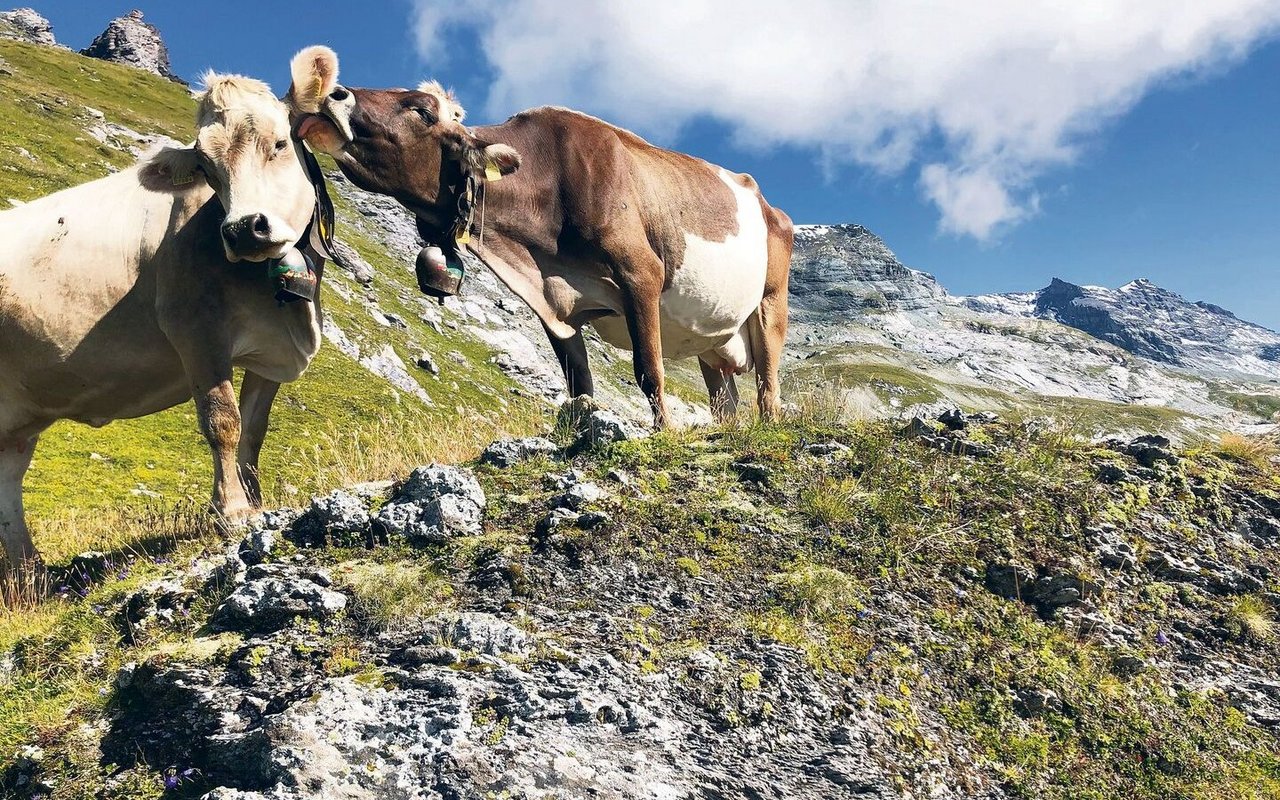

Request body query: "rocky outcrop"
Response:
[789, 224, 947, 317]
[7, 417, 1280, 799]
[80, 10, 182, 83]
[0, 7, 55, 46]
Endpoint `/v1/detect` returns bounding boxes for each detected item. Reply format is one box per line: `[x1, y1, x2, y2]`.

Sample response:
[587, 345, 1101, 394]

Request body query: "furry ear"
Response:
[288, 45, 340, 112]
[137, 146, 206, 193]
[417, 80, 466, 123]
[482, 143, 521, 178]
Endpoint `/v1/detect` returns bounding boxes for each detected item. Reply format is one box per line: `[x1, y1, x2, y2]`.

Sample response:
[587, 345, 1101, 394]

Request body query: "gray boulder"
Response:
[419, 611, 533, 657]
[292, 488, 371, 547]
[557, 396, 645, 449]
[237, 528, 276, 567]
[373, 464, 486, 545]
[81, 10, 182, 83]
[0, 7, 56, 46]
[213, 564, 346, 632]
[480, 436, 560, 468]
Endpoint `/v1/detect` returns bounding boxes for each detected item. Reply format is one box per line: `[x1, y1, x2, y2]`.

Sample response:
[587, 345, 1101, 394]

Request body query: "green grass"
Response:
[1208, 385, 1280, 422]
[0, 38, 194, 202]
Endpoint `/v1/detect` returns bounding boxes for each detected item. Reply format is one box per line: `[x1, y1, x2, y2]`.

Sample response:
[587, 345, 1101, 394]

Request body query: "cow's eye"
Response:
[274, 139, 288, 152]
[414, 107, 437, 126]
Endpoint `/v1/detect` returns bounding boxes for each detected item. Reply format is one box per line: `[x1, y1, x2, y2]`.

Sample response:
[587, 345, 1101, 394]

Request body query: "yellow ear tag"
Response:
[455, 228, 471, 246]
[484, 164, 503, 182]
[171, 171, 194, 186]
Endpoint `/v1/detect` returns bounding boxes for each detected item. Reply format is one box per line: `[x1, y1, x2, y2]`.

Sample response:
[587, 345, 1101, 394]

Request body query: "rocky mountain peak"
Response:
[967, 276, 1280, 380]
[789, 223, 946, 318]
[0, 7, 56, 46]
[81, 9, 182, 84]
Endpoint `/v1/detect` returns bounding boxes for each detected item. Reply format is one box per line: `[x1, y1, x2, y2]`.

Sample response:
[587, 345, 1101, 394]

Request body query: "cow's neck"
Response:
[461, 120, 565, 257]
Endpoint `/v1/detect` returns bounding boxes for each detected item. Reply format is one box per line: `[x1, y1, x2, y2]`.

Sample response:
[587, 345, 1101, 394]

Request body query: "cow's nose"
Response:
[221, 214, 274, 252]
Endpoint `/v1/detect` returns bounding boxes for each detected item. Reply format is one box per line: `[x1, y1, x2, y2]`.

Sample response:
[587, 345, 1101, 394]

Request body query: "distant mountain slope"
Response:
[789, 224, 945, 317]
[785, 225, 1280, 434]
[965, 278, 1280, 381]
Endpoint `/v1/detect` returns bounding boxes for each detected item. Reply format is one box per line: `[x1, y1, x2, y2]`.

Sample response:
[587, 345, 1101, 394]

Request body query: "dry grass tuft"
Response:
[280, 409, 547, 502]
[1215, 433, 1277, 471]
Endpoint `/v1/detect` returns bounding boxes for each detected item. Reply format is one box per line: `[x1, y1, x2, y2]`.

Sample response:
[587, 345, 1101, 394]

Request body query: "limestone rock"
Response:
[0, 7, 56, 46]
[372, 464, 486, 545]
[480, 436, 560, 468]
[81, 10, 182, 83]
[212, 563, 347, 632]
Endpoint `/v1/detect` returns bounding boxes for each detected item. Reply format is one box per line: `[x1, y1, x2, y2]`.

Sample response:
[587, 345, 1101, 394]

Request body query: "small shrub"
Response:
[1226, 595, 1274, 641]
[675, 557, 702, 577]
[768, 562, 862, 622]
[799, 477, 863, 528]
[339, 560, 454, 632]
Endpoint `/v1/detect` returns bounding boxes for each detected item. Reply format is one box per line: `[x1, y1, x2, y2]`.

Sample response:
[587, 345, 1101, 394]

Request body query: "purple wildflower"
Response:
[1155, 630, 1169, 646]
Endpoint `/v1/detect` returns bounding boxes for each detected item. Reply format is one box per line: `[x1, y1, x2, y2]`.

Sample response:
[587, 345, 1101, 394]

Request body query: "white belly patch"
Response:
[657, 169, 768, 360]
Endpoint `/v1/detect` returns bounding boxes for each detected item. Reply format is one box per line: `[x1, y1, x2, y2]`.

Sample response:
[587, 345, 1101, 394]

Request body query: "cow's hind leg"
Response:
[237, 371, 281, 509]
[699, 356, 740, 423]
[750, 208, 793, 421]
[0, 435, 39, 572]
[543, 322, 594, 397]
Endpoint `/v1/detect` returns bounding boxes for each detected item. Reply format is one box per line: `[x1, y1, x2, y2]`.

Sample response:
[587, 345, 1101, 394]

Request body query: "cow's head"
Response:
[140, 72, 316, 263]
[285, 46, 520, 233]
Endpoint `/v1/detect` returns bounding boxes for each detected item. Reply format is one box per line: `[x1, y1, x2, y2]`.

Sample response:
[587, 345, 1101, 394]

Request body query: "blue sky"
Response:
[34, 1, 1280, 329]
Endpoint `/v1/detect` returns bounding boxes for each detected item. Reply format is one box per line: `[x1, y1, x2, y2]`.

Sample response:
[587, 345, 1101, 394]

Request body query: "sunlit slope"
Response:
[0, 39, 544, 553]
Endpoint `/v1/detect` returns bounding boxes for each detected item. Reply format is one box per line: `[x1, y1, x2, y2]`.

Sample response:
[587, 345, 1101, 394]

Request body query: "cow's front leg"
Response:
[617, 268, 669, 429]
[0, 435, 39, 573]
[189, 367, 253, 524]
[543, 322, 594, 398]
[237, 371, 281, 509]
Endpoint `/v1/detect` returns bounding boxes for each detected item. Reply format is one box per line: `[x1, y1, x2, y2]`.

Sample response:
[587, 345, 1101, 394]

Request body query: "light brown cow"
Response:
[0, 72, 334, 570]
[287, 47, 792, 428]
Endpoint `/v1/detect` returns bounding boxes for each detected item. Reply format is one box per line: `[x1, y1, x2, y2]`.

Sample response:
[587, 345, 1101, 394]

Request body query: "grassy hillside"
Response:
[1, 414, 1277, 798]
[0, 38, 547, 563]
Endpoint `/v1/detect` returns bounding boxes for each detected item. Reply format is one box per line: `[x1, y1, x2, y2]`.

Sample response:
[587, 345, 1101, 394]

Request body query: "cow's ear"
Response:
[288, 45, 340, 113]
[480, 143, 521, 181]
[138, 146, 206, 193]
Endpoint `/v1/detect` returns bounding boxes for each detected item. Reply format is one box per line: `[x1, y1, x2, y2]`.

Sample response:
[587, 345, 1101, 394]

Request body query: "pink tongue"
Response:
[297, 116, 323, 140]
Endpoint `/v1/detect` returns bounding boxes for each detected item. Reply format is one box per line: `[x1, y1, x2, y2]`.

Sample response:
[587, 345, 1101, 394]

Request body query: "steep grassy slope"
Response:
[0, 39, 546, 561]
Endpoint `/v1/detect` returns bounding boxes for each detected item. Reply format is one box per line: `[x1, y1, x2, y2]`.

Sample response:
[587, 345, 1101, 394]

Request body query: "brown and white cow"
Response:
[0, 72, 334, 570]
[287, 47, 792, 428]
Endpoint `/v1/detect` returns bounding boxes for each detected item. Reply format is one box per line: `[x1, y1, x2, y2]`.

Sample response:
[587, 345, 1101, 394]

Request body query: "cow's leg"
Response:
[0, 435, 38, 572]
[751, 209, 793, 421]
[699, 356, 740, 423]
[237, 371, 281, 509]
[187, 365, 253, 523]
[612, 253, 670, 428]
[543, 322, 594, 397]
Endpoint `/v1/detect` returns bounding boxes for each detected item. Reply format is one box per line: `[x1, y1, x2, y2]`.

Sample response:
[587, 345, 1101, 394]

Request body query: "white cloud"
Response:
[411, 0, 1280, 239]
